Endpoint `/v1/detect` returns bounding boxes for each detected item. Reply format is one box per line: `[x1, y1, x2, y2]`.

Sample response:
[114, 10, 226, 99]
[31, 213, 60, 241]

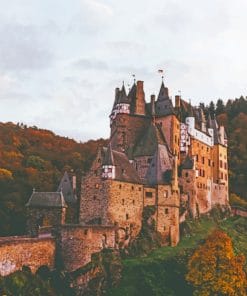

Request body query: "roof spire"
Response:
[132, 74, 136, 84]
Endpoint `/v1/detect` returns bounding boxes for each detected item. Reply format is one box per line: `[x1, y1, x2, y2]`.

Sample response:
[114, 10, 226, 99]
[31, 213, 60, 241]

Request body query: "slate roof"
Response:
[145, 144, 173, 186]
[133, 123, 171, 157]
[26, 191, 67, 208]
[57, 171, 77, 204]
[102, 146, 141, 183]
[181, 155, 194, 170]
[155, 82, 174, 116]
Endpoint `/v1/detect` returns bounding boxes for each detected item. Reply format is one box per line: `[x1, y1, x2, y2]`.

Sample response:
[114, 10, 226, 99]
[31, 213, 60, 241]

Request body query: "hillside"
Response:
[0, 122, 107, 236]
[0, 96, 247, 236]
[106, 215, 247, 296]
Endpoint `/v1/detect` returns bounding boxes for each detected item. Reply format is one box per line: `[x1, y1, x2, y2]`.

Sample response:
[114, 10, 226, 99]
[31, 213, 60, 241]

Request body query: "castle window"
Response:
[224, 163, 227, 170]
[139, 187, 142, 191]
[220, 160, 223, 168]
[145, 191, 153, 198]
[132, 186, 134, 190]
[207, 147, 209, 152]
[225, 174, 227, 181]
[196, 155, 199, 162]
[119, 184, 122, 189]
[164, 191, 168, 198]
[126, 214, 129, 220]
[121, 169, 125, 174]
[132, 200, 135, 205]
[165, 208, 169, 214]
[208, 159, 211, 166]
[95, 183, 99, 189]
[84, 230, 88, 235]
[185, 172, 189, 177]
[122, 199, 125, 205]
[202, 157, 205, 164]
[93, 196, 96, 200]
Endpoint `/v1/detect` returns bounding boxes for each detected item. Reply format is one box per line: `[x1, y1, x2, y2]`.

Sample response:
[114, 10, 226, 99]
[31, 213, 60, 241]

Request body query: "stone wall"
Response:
[27, 207, 66, 237]
[156, 185, 180, 246]
[108, 180, 143, 241]
[156, 115, 180, 163]
[179, 169, 198, 217]
[0, 236, 55, 276]
[110, 113, 150, 152]
[58, 225, 115, 272]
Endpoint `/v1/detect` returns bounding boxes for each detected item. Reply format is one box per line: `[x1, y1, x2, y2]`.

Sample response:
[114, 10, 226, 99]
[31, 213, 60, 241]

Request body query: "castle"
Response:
[0, 79, 229, 284]
[79, 79, 229, 247]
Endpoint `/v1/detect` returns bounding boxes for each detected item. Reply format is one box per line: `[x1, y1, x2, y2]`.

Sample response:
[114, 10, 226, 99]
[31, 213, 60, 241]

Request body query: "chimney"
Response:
[175, 95, 180, 108]
[151, 94, 156, 118]
[135, 81, 146, 115]
[219, 126, 225, 145]
[72, 175, 76, 194]
[172, 154, 178, 190]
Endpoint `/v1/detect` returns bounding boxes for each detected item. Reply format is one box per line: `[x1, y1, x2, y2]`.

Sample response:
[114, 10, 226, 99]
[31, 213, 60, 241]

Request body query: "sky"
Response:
[0, 0, 247, 141]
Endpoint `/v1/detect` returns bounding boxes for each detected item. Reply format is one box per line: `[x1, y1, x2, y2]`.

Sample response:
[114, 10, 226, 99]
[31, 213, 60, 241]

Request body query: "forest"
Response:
[0, 96, 246, 236]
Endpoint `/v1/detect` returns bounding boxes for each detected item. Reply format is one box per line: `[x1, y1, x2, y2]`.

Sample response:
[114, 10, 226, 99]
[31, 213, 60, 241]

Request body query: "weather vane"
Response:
[158, 69, 164, 81]
[132, 74, 136, 84]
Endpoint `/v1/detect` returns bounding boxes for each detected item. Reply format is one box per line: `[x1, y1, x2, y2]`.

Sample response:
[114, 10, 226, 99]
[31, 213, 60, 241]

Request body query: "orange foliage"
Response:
[186, 230, 247, 296]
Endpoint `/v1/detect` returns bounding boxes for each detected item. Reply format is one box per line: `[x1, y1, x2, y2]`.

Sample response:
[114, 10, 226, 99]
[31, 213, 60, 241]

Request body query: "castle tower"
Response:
[110, 81, 150, 154]
[135, 81, 146, 115]
[154, 82, 181, 164]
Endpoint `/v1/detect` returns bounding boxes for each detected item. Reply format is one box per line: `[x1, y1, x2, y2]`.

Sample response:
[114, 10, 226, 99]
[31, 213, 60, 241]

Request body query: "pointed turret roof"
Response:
[133, 123, 171, 157]
[128, 82, 137, 113]
[102, 146, 141, 183]
[102, 143, 114, 166]
[181, 155, 194, 170]
[118, 84, 130, 104]
[157, 81, 169, 100]
[207, 114, 221, 144]
[57, 171, 77, 204]
[155, 82, 174, 116]
[145, 144, 173, 186]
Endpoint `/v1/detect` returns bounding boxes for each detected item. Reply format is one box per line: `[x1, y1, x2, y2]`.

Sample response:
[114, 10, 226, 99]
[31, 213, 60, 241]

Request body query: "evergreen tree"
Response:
[208, 101, 215, 117]
[216, 99, 225, 115]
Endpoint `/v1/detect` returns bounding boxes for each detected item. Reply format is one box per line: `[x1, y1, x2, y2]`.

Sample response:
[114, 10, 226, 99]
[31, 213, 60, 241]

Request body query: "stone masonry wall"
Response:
[27, 208, 66, 237]
[0, 236, 55, 276]
[110, 113, 150, 152]
[108, 180, 143, 240]
[156, 185, 180, 246]
[80, 175, 110, 225]
[58, 225, 115, 272]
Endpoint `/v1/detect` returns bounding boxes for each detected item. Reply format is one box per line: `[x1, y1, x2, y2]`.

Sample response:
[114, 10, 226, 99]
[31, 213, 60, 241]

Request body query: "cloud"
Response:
[73, 58, 109, 71]
[0, 23, 54, 71]
[81, 0, 113, 18]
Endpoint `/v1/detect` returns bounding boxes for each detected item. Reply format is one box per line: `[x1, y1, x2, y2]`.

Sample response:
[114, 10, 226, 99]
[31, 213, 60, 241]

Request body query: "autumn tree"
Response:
[186, 230, 247, 296]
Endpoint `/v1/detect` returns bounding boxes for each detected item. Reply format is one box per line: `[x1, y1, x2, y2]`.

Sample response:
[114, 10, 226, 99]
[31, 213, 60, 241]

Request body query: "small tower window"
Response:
[165, 208, 169, 214]
[145, 191, 153, 198]
[126, 214, 129, 220]
[122, 199, 125, 205]
[119, 184, 122, 189]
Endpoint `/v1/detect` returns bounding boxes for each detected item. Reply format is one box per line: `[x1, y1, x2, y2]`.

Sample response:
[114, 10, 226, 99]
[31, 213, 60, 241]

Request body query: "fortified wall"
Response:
[0, 235, 55, 276]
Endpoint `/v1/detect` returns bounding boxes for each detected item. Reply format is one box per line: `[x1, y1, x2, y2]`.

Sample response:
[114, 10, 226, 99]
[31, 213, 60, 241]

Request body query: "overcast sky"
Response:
[0, 0, 247, 141]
